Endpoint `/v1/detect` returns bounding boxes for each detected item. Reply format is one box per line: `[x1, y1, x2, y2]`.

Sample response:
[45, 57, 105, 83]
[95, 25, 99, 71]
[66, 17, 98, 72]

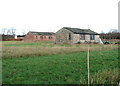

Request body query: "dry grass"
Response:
[90, 68, 119, 84]
[2, 41, 118, 58]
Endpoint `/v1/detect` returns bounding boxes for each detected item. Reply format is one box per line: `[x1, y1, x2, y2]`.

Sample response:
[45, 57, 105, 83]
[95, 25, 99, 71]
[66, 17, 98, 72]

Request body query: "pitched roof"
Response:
[29, 31, 55, 35]
[63, 27, 99, 35]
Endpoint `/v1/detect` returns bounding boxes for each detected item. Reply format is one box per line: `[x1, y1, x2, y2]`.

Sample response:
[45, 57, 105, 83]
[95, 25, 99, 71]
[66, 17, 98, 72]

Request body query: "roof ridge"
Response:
[63, 27, 99, 35]
[29, 31, 54, 33]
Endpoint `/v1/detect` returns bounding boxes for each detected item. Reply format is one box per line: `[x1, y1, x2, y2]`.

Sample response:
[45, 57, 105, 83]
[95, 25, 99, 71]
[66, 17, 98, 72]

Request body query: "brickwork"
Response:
[24, 34, 35, 41]
[24, 33, 55, 42]
[2, 35, 15, 41]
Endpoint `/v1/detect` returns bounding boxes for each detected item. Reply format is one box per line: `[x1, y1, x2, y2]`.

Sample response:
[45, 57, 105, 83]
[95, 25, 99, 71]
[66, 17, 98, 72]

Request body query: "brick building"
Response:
[55, 27, 100, 44]
[2, 35, 15, 41]
[24, 31, 55, 41]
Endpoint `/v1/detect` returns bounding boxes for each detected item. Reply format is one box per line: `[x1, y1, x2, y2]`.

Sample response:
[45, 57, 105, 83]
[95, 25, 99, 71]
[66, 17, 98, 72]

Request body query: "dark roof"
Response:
[63, 27, 99, 35]
[17, 35, 26, 37]
[29, 31, 55, 35]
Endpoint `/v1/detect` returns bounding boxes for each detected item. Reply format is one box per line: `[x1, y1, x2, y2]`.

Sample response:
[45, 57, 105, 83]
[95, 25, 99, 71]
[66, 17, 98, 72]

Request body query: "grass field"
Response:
[2, 41, 119, 84]
[2, 41, 118, 58]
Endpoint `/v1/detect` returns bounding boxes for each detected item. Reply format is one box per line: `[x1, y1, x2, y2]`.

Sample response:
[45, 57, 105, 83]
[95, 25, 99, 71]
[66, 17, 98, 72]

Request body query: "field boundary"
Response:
[0, 35, 2, 85]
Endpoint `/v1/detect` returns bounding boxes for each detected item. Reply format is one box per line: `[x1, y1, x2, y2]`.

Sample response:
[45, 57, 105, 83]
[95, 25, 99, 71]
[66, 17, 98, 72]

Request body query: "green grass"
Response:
[3, 41, 104, 47]
[2, 49, 119, 84]
[4, 41, 54, 47]
[5, 42, 42, 46]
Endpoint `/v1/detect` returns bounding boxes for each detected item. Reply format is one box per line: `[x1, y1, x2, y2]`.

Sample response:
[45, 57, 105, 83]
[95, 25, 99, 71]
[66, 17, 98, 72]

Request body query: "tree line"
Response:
[100, 29, 120, 39]
[1, 27, 26, 35]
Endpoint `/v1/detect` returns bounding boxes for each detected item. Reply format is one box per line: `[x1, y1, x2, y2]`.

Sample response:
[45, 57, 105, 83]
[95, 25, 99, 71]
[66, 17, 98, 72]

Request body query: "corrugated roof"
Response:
[63, 27, 99, 35]
[29, 31, 55, 35]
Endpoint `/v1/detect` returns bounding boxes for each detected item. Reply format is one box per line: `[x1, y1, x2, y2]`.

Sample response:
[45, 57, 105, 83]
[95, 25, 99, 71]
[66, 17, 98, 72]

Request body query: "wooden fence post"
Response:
[87, 47, 89, 85]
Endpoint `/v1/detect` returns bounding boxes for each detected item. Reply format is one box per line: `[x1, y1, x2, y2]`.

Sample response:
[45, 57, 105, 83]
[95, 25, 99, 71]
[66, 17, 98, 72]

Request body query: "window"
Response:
[83, 34, 85, 40]
[40, 36, 42, 39]
[51, 36, 52, 39]
[36, 35, 38, 39]
[44, 36, 46, 39]
[80, 34, 85, 40]
[90, 35, 95, 40]
[69, 33, 71, 40]
[49, 36, 51, 39]
[90, 35, 92, 40]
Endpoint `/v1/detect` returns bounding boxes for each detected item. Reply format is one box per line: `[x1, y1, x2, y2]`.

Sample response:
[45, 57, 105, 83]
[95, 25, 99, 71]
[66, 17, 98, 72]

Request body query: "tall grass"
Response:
[90, 68, 119, 84]
[2, 41, 118, 58]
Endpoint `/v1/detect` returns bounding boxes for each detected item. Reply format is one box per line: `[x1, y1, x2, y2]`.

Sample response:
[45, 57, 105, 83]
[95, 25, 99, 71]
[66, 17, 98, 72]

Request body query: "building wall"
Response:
[86, 35, 99, 43]
[89, 35, 100, 43]
[55, 28, 100, 44]
[2, 35, 15, 41]
[33, 35, 55, 41]
[85, 35, 90, 41]
[55, 28, 74, 44]
[24, 34, 35, 41]
[24, 34, 55, 41]
[73, 34, 87, 43]
[95, 35, 100, 42]
[73, 34, 79, 43]
[85, 35, 100, 43]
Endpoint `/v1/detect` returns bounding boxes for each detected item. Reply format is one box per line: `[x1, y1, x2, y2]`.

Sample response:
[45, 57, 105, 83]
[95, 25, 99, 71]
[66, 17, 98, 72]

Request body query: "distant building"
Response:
[2, 35, 15, 41]
[55, 27, 100, 44]
[24, 31, 55, 41]
[17, 35, 26, 41]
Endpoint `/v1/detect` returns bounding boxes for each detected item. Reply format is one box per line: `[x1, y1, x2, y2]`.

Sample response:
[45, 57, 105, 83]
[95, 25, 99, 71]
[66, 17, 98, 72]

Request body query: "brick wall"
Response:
[2, 35, 15, 41]
[24, 34, 55, 42]
[71, 34, 99, 44]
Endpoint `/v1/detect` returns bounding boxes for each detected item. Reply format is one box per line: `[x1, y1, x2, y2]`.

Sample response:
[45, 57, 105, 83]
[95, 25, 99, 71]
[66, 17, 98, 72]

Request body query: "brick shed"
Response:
[55, 27, 100, 44]
[24, 31, 55, 41]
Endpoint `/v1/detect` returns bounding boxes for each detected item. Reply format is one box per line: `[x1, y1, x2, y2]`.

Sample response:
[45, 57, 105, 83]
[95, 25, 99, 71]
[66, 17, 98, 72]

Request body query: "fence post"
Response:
[87, 47, 89, 85]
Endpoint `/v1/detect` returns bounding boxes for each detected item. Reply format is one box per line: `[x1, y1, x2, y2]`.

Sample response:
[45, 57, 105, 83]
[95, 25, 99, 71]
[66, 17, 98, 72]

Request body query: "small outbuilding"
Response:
[55, 27, 100, 44]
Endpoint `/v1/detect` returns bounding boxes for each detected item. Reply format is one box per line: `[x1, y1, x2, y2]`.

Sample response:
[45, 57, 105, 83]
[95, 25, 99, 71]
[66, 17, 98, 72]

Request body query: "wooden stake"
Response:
[87, 47, 89, 85]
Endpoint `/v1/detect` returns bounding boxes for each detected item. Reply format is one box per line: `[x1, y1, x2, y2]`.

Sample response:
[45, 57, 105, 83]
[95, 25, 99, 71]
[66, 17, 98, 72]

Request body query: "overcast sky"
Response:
[0, 0, 119, 35]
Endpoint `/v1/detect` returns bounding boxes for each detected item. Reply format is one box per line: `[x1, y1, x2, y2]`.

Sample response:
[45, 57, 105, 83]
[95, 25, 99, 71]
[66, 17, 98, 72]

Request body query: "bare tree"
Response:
[7, 29, 11, 35]
[7, 27, 16, 35]
[1, 28, 7, 35]
[11, 27, 16, 35]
